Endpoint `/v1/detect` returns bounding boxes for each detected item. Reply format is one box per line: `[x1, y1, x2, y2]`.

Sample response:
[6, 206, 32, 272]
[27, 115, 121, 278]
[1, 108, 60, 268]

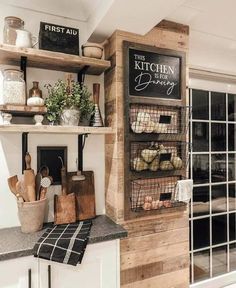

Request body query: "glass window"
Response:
[193, 186, 210, 217]
[228, 94, 236, 121]
[211, 123, 226, 151]
[212, 246, 227, 277]
[228, 124, 236, 151]
[229, 183, 236, 211]
[192, 89, 209, 120]
[212, 184, 227, 214]
[193, 155, 209, 184]
[212, 215, 227, 245]
[211, 92, 226, 121]
[228, 154, 236, 181]
[193, 250, 210, 282]
[230, 243, 236, 271]
[211, 154, 226, 183]
[192, 122, 209, 152]
[229, 213, 236, 241]
[193, 218, 210, 250]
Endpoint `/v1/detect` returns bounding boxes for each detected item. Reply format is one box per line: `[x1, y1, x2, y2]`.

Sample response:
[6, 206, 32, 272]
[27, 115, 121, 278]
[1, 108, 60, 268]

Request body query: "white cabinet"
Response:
[38, 240, 120, 288]
[0, 256, 38, 288]
[0, 239, 120, 288]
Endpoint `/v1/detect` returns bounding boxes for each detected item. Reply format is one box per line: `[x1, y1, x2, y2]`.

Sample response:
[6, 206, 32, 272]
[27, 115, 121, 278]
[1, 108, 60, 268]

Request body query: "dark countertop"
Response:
[0, 215, 127, 261]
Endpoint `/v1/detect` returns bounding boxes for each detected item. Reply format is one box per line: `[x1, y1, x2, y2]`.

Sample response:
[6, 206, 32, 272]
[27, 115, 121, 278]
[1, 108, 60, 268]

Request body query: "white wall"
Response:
[0, 4, 105, 228]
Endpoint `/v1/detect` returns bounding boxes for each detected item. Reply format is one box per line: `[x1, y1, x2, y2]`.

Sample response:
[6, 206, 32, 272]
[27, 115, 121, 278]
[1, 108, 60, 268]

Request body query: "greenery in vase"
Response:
[45, 79, 94, 124]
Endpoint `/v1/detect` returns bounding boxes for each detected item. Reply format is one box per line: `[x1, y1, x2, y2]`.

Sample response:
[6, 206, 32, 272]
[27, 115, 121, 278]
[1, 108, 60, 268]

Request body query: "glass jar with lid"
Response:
[3, 69, 26, 105]
[3, 16, 24, 45]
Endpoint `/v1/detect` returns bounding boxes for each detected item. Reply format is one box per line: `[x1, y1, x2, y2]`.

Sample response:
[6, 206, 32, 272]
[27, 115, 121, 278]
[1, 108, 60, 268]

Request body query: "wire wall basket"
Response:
[130, 176, 183, 212]
[130, 141, 188, 172]
[129, 104, 190, 135]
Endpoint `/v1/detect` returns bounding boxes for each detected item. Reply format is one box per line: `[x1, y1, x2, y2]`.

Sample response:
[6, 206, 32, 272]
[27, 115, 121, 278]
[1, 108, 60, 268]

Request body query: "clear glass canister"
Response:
[3, 16, 24, 45]
[3, 69, 26, 105]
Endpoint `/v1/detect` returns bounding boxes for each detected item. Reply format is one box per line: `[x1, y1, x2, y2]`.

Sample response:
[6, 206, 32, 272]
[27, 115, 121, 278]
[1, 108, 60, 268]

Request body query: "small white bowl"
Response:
[82, 42, 103, 59]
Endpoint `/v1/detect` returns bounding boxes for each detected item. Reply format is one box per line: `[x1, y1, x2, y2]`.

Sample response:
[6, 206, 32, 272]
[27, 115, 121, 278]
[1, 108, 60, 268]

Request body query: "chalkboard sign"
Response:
[39, 22, 79, 55]
[129, 47, 181, 99]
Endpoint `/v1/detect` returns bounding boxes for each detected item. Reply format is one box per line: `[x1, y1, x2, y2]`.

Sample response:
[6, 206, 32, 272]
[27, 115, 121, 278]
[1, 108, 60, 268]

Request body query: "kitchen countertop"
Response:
[0, 215, 127, 261]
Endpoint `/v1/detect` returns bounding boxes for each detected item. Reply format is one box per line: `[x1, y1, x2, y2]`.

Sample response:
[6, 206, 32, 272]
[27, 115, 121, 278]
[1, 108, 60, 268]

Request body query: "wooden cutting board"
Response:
[67, 171, 96, 221]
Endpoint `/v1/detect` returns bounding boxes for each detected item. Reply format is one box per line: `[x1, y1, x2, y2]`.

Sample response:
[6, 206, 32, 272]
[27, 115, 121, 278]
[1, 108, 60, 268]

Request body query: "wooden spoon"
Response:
[7, 175, 18, 195]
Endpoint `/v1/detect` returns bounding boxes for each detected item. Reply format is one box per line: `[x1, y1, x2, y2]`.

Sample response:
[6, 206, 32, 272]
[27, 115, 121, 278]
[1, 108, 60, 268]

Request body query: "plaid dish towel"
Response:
[33, 221, 92, 266]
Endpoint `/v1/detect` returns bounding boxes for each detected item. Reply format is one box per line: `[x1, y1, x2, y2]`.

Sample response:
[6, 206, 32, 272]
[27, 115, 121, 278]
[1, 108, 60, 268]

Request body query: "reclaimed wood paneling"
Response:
[104, 20, 190, 287]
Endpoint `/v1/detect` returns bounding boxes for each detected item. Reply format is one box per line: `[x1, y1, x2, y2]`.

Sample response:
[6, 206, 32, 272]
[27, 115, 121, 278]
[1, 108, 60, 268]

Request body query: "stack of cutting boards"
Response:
[67, 171, 96, 221]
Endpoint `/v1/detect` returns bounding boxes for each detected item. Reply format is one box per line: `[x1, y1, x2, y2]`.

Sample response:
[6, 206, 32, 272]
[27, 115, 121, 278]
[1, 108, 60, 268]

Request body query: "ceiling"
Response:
[0, 0, 101, 21]
[167, 0, 236, 41]
[2, 0, 236, 74]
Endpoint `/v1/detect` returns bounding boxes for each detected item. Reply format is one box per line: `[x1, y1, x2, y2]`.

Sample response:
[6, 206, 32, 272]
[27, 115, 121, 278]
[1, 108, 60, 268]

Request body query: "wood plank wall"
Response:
[104, 20, 190, 287]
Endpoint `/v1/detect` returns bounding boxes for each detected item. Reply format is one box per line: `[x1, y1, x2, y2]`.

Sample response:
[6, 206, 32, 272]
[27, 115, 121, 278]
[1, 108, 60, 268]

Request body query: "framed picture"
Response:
[124, 41, 186, 100]
[37, 146, 67, 185]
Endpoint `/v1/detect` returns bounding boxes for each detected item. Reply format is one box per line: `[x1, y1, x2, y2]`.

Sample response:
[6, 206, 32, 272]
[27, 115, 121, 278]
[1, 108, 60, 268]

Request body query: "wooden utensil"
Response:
[54, 158, 76, 225]
[15, 180, 27, 202]
[39, 176, 52, 200]
[23, 152, 36, 202]
[7, 175, 18, 195]
[67, 171, 96, 220]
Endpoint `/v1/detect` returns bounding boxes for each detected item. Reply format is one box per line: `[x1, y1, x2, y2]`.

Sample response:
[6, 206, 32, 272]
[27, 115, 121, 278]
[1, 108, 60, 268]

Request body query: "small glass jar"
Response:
[3, 69, 26, 105]
[3, 16, 24, 45]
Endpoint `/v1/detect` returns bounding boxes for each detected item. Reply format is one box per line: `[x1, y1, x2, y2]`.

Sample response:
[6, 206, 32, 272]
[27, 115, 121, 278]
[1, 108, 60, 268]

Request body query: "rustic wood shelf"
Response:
[0, 104, 47, 116]
[0, 44, 111, 75]
[0, 124, 114, 135]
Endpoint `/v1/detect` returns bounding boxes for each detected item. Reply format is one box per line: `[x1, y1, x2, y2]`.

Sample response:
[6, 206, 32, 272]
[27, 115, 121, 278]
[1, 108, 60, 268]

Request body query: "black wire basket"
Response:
[129, 104, 190, 135]
[130, 176, 184, 211]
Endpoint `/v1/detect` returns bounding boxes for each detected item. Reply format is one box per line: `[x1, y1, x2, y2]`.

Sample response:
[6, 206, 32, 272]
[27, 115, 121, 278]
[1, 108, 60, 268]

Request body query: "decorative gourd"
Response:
[149, 158, 159, 171]
[27, 96, 44, 106]
[171, 156, 183, 169]
[144, 121, 156, 133]
[141, 148, 158, 163]
[136, 112, 151, 123]
[132, 157, 148, 171]
[159, 160, 174, 171]
[131, 121, 145, 133]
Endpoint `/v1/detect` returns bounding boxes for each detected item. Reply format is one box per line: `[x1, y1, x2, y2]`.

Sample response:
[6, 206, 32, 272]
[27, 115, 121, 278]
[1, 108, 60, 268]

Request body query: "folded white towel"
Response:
[175, 179, 193, 203]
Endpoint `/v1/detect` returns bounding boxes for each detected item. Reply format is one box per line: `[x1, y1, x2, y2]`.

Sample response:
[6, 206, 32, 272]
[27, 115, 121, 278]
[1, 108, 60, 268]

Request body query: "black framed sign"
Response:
[127, 42, 184, 100]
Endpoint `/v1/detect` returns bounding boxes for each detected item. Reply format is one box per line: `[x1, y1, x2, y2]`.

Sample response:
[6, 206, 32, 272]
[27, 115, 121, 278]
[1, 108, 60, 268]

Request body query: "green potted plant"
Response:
[45, 78, 94, 126]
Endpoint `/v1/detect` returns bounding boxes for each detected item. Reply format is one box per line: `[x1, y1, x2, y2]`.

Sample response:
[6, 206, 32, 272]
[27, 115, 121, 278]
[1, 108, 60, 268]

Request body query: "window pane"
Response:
[229, 154, 236, 181]
[193, 218, 210, 250]
[228, 94, 236, 121]
[193, 155, 209, 184]
[229, 213, 236, 241]
[192, 122, 209, 152]
[192, 89, 209, 120]
[212, 245, 227, 277]
[228, 124, 236, 151]
[212, 184, 227, 214]
[229, 183, 236, 211]
[211, 123, 226, 151]
[193, 250, 210, 282]
[230, 243, 236, 271]
[193, 186, 210, 217]
[212, 215, 227, 245]
[211, 154, 226, 183]
[211, 92, 226, 121]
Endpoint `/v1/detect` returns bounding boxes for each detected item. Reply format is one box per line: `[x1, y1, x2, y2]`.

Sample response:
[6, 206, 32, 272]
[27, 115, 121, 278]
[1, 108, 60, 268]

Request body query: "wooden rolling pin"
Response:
[23, 152, 36, 202]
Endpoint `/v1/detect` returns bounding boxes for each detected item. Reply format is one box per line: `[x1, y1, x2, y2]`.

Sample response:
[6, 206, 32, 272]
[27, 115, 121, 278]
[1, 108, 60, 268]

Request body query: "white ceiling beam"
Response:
[87, 0, 188, 42]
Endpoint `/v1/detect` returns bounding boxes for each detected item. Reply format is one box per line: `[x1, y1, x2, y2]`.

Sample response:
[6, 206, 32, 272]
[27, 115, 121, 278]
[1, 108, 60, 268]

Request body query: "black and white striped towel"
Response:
[33, 221, 92, 266]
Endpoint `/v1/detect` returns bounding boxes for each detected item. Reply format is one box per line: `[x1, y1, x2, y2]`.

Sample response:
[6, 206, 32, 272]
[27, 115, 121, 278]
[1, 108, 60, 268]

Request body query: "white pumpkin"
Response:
[131, 121, 145, 133]
[27, 97, 44, 106]
[136, 112, 151, 123]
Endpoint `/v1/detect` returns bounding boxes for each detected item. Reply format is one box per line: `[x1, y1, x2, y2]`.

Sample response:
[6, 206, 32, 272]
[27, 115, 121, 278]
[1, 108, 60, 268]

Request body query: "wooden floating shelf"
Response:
[0, 44, 111, 75]
[0, 124, 114, 135]
[0, 104, 47, 116]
